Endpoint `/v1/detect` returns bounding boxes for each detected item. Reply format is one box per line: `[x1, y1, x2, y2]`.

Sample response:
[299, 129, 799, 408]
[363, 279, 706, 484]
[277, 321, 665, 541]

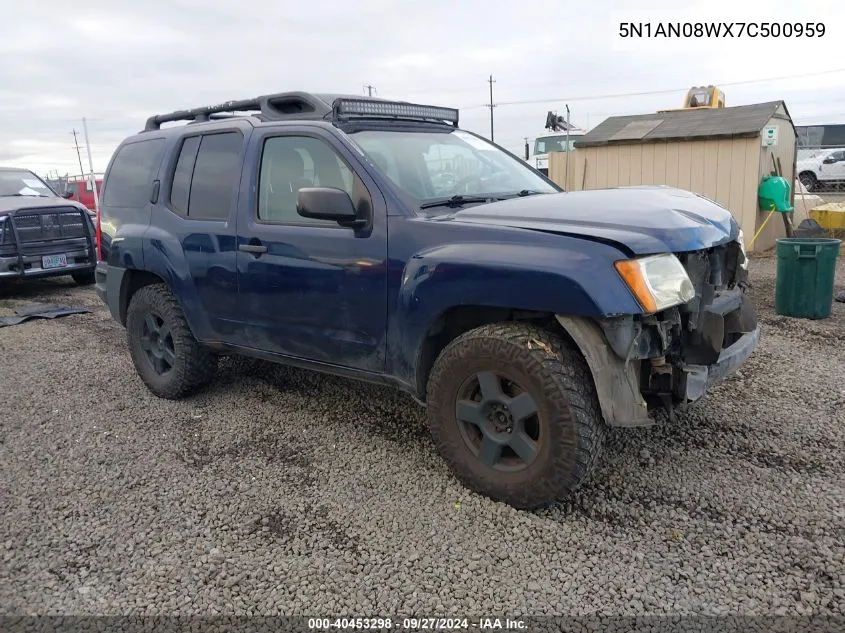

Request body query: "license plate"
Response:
[42, 254, 68, 269]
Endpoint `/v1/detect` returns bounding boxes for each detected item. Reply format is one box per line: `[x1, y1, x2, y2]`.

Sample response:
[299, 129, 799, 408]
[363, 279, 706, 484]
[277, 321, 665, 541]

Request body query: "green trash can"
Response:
[775, 237, 841, 319]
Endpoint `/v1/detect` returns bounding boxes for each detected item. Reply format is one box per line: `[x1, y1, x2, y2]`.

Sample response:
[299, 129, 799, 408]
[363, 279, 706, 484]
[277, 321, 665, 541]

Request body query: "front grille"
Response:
[3, 208, 87, 244]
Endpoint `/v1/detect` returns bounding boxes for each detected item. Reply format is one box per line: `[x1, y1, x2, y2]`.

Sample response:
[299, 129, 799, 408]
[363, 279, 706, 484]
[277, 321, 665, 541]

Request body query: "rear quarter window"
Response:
[166, 131, 243, 220]
[102, 138, 166, 207]
[186, 132, 243, 220]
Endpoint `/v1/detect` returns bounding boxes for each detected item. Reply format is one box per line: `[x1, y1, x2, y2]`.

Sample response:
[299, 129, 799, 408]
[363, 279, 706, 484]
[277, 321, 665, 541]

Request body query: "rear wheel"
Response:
[126, 284, 217, 399]
[426, 322, 605, 509]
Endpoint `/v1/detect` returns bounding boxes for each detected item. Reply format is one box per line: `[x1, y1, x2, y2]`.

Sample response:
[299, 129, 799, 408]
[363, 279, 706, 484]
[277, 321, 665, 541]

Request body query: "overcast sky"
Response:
[1, 0, 841, 176]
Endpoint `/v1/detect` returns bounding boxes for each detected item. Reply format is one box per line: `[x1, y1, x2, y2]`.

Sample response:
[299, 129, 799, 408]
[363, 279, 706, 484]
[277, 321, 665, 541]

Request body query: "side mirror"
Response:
[297, 187, 359, 224]
[823, 157, 835, 164]
[63, 191, 74, 199]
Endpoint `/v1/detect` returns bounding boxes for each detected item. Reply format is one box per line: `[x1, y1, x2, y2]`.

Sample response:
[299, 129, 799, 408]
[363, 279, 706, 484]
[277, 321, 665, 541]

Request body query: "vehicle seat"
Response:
[265, 148, 313, 222]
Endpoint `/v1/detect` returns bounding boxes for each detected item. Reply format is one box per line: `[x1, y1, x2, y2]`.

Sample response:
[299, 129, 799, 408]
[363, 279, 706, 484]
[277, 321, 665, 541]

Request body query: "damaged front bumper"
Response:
[682, 325, 761, 401]
[555, 286, 761, 428]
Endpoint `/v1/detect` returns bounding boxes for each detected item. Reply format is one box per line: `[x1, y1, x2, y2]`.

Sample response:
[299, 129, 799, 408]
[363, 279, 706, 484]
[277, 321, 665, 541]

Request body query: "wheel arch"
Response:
[117, 268, 170, 326]
[414, 305, 558, 401]
[553, 314, 652, 428]
[415, 308, 654, 428]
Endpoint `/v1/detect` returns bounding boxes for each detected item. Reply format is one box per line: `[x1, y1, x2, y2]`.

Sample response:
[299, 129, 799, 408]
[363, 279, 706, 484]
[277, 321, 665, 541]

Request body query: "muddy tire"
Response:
[71, 271, 95, 286]
[126, 283, 217, 399]
[426, 322, 605, 509]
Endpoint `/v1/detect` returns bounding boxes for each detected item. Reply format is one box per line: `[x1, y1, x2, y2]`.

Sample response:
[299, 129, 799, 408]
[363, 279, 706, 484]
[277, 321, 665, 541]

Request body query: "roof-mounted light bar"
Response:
[332, 98, 459, 127]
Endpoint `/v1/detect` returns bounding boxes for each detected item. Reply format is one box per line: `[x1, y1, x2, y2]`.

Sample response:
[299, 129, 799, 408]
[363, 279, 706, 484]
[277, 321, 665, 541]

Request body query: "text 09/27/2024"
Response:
[619, 22, 826, 38]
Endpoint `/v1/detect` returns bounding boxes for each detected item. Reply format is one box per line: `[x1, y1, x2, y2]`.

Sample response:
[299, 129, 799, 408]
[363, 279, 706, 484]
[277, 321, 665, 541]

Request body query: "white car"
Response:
[797, 148, 845, 191]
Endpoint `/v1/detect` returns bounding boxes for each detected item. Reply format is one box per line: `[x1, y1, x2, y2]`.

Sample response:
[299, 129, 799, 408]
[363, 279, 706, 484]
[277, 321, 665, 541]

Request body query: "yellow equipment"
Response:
[658, 85, 726, 113]
[810, 202, 845, 233]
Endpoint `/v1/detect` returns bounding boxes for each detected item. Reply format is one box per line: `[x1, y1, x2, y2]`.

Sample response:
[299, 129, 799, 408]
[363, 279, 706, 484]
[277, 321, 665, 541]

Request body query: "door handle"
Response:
[239, 243, 267, 255]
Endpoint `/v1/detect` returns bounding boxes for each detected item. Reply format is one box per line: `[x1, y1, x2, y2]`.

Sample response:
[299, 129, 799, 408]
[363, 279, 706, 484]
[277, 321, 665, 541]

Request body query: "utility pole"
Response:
[71, 129, 85, 176]
[363, 84, 376, 97]
[81, 117, 100, 218]
[564, 104, 571, 190]
[487, 74, 496, 142]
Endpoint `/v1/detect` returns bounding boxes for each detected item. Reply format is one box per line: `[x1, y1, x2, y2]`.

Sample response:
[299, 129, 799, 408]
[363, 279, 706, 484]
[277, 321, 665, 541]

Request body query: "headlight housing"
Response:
[615, 253, 696, 314]
[736, 229, 749, 270]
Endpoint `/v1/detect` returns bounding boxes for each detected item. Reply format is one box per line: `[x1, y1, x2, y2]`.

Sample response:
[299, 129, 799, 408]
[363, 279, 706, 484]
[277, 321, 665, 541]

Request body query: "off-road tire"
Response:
[426, 322, 605, 510]
[71, 271, 96, 286]
[126, 283, 217, 399]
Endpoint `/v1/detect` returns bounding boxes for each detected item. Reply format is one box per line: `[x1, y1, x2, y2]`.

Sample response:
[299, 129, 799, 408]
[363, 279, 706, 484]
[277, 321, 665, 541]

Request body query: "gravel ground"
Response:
[0, 256, 843, 618]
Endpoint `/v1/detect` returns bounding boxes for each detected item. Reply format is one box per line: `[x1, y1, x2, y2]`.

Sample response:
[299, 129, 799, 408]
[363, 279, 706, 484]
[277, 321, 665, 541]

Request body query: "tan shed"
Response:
[548, 101, 797, 252]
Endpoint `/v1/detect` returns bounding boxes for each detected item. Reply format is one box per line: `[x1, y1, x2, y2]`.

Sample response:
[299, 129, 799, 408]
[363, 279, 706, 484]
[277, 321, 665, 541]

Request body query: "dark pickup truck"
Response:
[0, 168, 97, 285]
[95, 93, 759, 509]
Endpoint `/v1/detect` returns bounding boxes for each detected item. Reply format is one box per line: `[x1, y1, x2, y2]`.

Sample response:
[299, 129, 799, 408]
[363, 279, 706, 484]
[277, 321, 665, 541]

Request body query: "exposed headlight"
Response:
[736, 229, 749, 270]
[615, 253, 696, 314]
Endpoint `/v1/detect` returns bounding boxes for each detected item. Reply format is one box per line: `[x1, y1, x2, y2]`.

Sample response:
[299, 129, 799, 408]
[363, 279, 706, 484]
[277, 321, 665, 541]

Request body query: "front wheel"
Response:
[799, 171, 818, 192]
[71, 271, 95, 286]
[125, 283, 218, 399]
[426, 322, 605, 510]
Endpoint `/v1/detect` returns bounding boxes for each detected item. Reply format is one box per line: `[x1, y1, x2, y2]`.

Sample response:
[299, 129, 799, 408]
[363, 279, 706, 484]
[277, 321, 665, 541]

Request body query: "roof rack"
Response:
[144, 92, 459, 131]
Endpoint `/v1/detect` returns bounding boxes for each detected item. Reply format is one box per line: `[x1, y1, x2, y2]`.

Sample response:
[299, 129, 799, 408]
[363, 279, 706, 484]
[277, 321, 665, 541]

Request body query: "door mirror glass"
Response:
[297, 187, 357, 223]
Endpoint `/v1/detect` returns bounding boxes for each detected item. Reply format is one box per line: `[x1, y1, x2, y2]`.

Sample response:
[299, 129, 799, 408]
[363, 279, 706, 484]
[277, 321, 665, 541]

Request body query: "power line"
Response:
[458, 67, 845, 110]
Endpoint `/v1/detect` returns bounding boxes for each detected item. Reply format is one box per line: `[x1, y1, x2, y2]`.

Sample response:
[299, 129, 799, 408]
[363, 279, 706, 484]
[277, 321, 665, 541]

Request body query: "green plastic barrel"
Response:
[775, 237, 841, 319]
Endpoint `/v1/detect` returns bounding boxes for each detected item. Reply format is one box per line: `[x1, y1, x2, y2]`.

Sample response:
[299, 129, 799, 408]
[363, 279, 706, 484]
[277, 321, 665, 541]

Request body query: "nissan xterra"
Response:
[95, 93, 759, 509]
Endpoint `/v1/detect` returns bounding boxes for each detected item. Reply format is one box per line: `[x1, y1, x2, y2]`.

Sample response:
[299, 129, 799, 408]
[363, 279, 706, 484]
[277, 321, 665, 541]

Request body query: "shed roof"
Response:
[575, 101, 792, 148]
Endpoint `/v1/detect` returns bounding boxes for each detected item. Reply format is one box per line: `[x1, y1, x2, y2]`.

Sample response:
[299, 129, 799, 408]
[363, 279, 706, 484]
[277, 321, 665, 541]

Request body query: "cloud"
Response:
[0, 0, 840, 174]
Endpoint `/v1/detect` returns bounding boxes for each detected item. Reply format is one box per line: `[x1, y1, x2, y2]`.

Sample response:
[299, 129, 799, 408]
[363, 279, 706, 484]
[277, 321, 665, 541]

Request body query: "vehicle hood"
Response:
[446, 186, 739, 255]
[0, 196, 91, 215]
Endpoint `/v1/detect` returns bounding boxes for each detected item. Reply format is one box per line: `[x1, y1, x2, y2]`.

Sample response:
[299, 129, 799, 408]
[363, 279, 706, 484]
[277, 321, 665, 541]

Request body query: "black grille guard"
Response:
[1, 206, 96, 277]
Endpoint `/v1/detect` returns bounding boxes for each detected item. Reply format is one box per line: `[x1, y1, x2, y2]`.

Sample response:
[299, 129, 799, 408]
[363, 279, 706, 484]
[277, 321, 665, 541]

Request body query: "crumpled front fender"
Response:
[555, 314, 653, 428]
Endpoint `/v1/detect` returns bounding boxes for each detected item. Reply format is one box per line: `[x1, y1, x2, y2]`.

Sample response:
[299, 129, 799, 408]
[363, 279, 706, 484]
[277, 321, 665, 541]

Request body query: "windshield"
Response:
[533, 135, 583, 155]
[0, 169, 55, 197]
[347, 128, 558, 206]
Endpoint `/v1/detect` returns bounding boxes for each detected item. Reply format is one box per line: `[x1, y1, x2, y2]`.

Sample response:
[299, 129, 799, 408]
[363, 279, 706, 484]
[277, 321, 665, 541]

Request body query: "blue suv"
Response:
[95, 93, 760, 509]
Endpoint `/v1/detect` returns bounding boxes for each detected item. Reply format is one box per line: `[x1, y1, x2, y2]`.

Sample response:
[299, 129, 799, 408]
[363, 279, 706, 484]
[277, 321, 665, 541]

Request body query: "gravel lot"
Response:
[1, 256, 843, 617]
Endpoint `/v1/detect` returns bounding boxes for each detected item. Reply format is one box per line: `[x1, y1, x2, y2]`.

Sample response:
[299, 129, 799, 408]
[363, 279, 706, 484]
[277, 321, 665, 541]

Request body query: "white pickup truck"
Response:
[797, 148, 845, 191]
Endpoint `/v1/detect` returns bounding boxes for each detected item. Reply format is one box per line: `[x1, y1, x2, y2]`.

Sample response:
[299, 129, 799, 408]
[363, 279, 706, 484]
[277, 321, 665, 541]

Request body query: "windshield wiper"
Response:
[1, 193, 49, 197]
[486, 189, 549, 201]
[419, 194, 494, 210]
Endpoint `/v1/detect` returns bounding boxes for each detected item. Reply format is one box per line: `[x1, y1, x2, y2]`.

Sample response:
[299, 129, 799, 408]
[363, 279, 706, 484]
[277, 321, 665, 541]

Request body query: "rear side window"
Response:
[167, 131, 243, 220]
[169, 136, 201, 215]
[103, 138, 165, 207]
